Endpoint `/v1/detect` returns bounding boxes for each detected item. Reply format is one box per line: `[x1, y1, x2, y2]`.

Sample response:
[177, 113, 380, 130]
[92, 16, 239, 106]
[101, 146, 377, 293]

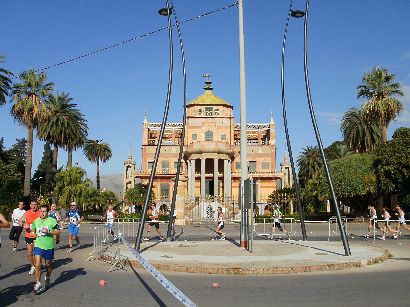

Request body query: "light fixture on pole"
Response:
[280, 1, 307, 241]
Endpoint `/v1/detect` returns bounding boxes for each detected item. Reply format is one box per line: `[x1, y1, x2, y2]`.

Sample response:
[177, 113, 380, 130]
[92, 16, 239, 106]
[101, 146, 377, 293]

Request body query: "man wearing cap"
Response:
[66, 202, 82, 252]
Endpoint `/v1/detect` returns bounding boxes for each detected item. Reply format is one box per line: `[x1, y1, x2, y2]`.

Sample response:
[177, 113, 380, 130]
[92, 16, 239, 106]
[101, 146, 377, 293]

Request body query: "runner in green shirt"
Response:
[30, 205, 60, 294]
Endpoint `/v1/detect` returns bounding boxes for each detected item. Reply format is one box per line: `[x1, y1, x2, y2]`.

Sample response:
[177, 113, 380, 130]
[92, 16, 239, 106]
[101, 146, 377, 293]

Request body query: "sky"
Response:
[1, 0, 409, 183]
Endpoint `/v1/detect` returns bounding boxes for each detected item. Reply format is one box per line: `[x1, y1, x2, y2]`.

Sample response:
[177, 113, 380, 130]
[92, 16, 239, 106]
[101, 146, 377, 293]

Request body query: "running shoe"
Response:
[33, 282, 42, 293]
[12, 247, 17, 252]
[159, 236, 164, 241]
[143, 237, 150, 241]
[66, 248, 73, 253]
[45, 276, 51, 289]
[29, 266, 35, 275]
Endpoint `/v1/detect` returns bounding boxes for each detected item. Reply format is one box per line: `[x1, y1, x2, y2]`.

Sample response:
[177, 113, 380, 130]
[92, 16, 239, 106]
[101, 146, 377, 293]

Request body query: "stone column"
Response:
[191, 159, 196, 200]
[223, 159, 229, 198]
[187, 160, 192, 198]
[214, 158, 218, 199]
[201, 158, 206, 198]
[226, 160, 232, 198]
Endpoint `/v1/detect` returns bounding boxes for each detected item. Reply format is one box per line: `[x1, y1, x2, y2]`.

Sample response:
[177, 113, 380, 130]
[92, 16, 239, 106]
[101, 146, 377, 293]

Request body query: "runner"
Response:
[393, 204, 410, 239]
[66, 202, 82, 252]
[212, 207, 225, 240]
[19, 201, 41, 274]
[365, 205, 379, 238]
[30, 204, 59, 293]
[144, 204, 163, 241]
[9, 201, 26, 252]
[103, 205, 118, 241]
[270, 204, 285, 239]
[48, 203, 62, 244]
[0, 212, 10, 249]
[380, 207, 397, 240]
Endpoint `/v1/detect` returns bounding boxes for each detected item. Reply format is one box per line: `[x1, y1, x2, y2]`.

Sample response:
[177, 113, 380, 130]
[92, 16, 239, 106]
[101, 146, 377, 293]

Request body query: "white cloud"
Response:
[318, 111, 343, 125]
[396, 84, 410, 124]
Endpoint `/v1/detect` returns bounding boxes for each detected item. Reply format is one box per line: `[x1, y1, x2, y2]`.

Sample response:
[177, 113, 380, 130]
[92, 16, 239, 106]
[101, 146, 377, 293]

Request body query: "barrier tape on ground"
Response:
[120, 235, 197, 307]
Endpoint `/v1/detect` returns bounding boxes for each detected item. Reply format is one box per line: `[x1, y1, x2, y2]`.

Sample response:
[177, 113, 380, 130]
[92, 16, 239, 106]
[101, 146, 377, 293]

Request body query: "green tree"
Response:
[267, 187, 296, 214]
[374, 127, 410, 198]
[0, 160, 23, 211]
[297, 146, 322, 188]
[0, 54, 13, 105]
[54, 166, 91, 208]
[357, 67, 404, 142]
[39, 92, 88, 181]
[31, 142, 54, 198]
[83, 139, 112, 191]
[100, 190, 118, 208]
[341, 108, 382, 153]
[11, 69, 54, 201]
[124, 183, 153, 211]
[324, 141, 351, 161]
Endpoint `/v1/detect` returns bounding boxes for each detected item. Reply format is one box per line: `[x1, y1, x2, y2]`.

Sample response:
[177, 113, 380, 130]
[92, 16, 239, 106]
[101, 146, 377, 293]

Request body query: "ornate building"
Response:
[123, 78, 291, 223]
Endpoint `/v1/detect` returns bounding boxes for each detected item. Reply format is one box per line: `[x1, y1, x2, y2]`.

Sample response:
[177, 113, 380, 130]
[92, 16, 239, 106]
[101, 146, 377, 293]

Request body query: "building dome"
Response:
[187, 78, 232, 107]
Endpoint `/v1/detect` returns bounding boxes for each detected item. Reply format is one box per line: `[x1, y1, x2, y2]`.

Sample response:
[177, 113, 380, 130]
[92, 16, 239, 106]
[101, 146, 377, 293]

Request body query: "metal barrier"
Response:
[119, 235, 197, 307]
[366, 218, 410, 241]
[253, 217, 295, 239]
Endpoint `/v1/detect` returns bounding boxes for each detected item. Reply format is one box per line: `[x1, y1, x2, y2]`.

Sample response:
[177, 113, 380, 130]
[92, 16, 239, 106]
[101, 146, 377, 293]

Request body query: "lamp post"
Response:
[303, 0, 350, 255]
[281, 1, 307, 241]
[135, 0, 174, 250]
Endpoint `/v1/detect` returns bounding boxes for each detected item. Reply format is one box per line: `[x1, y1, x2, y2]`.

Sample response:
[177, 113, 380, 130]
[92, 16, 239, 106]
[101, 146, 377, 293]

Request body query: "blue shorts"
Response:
[106, 223, 114, 230]
[34, 247, 54, 260]
[68, 224, 80, 236]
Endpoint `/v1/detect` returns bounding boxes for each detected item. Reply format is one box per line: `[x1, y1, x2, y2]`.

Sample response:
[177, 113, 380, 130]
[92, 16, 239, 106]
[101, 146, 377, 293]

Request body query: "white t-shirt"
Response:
[12, 208, 26, 227]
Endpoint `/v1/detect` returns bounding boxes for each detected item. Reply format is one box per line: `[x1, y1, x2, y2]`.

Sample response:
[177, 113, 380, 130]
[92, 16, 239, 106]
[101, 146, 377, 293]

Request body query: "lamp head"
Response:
[290, 10, 305, 18]
[158, 7, 172, 16]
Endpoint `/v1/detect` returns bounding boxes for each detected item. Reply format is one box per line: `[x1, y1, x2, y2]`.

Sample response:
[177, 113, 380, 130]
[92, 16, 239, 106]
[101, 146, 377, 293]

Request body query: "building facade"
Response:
[123, 79, 291, 222]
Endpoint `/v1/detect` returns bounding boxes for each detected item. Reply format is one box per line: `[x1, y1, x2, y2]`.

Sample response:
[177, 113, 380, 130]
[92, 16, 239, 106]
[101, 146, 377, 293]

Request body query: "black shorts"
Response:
[25, 237, 35, 244]
[149, 221, 160, 229]
[9, 226, 23, 241]
[273, 222, 281, 228]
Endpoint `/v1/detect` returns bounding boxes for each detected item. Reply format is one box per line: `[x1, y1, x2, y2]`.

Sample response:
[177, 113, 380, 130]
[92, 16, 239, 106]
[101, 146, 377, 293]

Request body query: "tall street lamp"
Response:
[135, 0, 174, 250]
[281, 1, 308, 241]
[303, 0, 350, 255]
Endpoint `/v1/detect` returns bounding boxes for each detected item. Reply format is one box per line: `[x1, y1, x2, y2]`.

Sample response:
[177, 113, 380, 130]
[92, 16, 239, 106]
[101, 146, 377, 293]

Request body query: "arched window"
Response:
[205, 130, 214, 141]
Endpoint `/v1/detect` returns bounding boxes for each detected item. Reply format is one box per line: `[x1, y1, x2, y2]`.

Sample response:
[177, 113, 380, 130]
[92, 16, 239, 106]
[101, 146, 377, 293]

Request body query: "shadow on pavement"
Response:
[0, 282, 34, 306]
[129, 261, 166, 307]
[0, 264, 31, 281]
[281, 240, 344, 256]
[53, 267, 87, 286]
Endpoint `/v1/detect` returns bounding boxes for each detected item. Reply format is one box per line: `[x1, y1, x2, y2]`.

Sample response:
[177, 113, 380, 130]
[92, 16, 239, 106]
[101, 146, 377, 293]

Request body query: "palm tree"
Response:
[357, 67, 404, 142]
[11, 69, 54, 201]
[83, 139, 112, 191]
[39, 92, 88, 180]
[297, 146, 322, 188]
[341, 108, 382, 153]
[0, 54, 13, 105]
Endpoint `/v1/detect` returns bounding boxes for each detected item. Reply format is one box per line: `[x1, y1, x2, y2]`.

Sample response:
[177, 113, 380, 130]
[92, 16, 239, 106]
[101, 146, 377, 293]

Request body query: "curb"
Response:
[100, 249, 391, 275]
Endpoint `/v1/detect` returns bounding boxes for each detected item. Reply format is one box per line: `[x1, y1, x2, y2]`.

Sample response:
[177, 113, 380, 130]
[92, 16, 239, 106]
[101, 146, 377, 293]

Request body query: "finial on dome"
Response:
[203, 73, 213, 90]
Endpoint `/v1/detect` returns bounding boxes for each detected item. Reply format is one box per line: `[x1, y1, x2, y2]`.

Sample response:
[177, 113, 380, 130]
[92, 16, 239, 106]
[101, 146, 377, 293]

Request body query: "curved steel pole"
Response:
[303, 0, 350, 255]
[167, 1, 187, 241]
[281, 0, 307, 241]
[135, 0, 173, 250]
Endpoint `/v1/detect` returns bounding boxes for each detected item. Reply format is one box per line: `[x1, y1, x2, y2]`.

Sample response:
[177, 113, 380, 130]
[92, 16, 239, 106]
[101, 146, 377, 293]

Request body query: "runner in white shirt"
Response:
[380, 207, 397, 240]
[366, 205, 379, 238]
[103, 205, 118, 239]
[144, 204, 164, 241]
[393, 204, 410, 239]
[9, 201, 26, 252]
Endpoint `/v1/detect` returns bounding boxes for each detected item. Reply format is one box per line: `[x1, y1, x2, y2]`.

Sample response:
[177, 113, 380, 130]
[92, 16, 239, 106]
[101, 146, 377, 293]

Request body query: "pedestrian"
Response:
[19, 201, 41, 275]
[393, 204, 410, 239]
[103, 205, 118, 240]
[9, 201, 26, 252]
[270, 204, 285, 239]
[366, 205, 379, 238]
[212, 207, 226, 240]
[48, 203, 62, 244]
[0, 212, 10, 249]
[66, 202, 82, 252]
[380, 207, 397, 240]
[144, 204, 163, 241]
[30, 204, 60, 293]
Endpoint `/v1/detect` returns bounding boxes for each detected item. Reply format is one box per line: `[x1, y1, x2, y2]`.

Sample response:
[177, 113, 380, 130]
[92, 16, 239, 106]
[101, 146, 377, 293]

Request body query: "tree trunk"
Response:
[23, 126, 34, 206]
[96, 159, 100, 191]
[67, 145, 73, 167]
[382, 126, 388, 143]
[51, 145, 58, 203]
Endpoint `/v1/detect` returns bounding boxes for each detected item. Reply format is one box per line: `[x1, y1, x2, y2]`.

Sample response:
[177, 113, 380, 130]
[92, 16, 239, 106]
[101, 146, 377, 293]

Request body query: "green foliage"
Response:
[324, 141, 351, 161]
[83, 139, 112, 190]
[297, 146, 322, 188]
[31, 142, 54, 197]
[0, 160, 23, 208]
[267, 187, 296, 214]
[308, 153, 377, 212]
[124, 183, 153, 207]
[374, 127, 410, 195]
[0, 54, 13, 105]
[54, 166, 91, 208]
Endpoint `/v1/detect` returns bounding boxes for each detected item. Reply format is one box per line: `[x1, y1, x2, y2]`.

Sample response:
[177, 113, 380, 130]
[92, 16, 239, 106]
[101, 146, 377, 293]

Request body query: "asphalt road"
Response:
[1, 225, 409, 306]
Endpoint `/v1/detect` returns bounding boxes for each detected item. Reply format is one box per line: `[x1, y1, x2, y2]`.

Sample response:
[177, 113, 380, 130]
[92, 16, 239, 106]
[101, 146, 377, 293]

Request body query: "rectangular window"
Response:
[249, 161, 257, 173]
[198, 109, 203, 115]
[148, 161, 154, 170]
[160, 183, 170, 199]
[235, 162, 241, 170]
[205, 107, 213, 116]
[192, 133, 197, 140]
[214, 109, 220, 116]
[174, 161, 179, 170]
[221, 134, 227, 141]
[162, 160, 169, 174]
[262, 162, 270, 170]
